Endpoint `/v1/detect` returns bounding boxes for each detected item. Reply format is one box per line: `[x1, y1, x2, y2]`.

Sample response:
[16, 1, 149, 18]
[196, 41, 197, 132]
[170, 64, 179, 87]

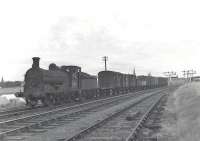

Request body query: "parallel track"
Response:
[0, 88, 166, 140]
[125, 94, 166, 141]
[65, 90, 166, 141]
[0, 88, 163, 120]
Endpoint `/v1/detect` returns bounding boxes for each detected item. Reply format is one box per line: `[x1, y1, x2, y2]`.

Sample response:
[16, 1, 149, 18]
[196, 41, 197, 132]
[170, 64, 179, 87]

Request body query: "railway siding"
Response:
[12, 89, 167, 141]
[75, 91, 166, 141]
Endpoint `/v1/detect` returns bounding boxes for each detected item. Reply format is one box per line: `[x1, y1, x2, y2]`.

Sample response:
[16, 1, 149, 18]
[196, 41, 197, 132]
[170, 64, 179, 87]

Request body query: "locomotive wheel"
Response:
[41, 98, 49, 106]
[42, 97, 52, 106]
[42, 94, 56, 106]
[55, 97, 62, 105]
[51, 95, 57, 105]
[26, 98, 37, 107]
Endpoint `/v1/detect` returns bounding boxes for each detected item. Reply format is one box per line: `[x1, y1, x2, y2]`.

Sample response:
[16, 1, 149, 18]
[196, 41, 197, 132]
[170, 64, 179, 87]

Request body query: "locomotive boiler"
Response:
[23, 57, 82, 106]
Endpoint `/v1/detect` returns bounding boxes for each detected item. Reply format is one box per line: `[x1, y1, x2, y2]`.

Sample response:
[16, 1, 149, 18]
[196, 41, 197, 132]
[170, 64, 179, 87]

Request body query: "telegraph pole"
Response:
[182, 70, 196, 82]
[163, 71, 177, 85]
[189, 70, 196, 81]
[189, 69, 196, 77]
[163, 71, 177, 80]
[182, 70, 187, 78]
[102, 56, 108, 71]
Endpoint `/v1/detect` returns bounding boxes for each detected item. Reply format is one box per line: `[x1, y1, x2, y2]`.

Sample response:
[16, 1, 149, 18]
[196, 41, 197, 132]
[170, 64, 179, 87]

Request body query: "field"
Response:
[0, 86, 22, 95]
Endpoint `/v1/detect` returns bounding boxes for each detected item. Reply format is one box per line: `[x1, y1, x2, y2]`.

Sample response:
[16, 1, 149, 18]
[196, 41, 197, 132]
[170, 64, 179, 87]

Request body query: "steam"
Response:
[0, 94, 25, 110]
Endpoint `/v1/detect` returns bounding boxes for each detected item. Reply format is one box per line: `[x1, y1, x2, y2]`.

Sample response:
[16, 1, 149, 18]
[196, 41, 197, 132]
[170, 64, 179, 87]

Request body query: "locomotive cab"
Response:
[23, 57, 70, 106]
[23, 57, 83, 107]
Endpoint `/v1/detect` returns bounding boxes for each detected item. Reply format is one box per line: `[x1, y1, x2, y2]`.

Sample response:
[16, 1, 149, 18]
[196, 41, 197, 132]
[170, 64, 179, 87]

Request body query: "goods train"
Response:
[15, 57, 168, 107]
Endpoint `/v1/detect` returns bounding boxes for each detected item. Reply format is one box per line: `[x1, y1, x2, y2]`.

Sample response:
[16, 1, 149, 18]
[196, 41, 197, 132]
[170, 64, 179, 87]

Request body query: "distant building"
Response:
[1, 76, 4, 84]
[0, 77, 23, 88]
[133, 68, 136, 76]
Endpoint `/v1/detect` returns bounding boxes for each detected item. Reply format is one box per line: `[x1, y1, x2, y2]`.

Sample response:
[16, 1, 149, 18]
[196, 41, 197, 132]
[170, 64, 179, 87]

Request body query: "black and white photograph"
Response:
[0, 0, 199, 140]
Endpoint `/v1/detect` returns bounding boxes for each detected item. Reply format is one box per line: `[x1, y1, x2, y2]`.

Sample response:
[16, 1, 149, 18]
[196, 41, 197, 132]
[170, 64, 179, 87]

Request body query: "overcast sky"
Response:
[0, 0, 200, 80]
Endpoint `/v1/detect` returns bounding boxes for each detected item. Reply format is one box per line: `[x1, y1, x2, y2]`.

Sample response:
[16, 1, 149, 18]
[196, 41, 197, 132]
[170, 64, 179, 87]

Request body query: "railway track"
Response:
[0, 88, 163, 120]
[0, 88, 166, 141]
[126, 94, 166, 141]
[131, 94, 168, 141]
[66, 90, 167, 141]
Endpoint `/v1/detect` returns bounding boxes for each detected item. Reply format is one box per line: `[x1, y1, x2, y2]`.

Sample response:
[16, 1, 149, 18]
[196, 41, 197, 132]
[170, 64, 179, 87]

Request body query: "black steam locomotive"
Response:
[16, 57, 168, 107]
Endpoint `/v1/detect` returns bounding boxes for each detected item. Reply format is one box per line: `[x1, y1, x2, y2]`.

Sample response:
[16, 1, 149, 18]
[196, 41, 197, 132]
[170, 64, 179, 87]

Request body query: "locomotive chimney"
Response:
[32, 57, 40, 69]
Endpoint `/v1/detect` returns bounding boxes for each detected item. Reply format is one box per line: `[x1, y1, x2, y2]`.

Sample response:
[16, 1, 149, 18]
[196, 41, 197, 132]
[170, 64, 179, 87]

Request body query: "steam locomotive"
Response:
[16, 57, 168, 107]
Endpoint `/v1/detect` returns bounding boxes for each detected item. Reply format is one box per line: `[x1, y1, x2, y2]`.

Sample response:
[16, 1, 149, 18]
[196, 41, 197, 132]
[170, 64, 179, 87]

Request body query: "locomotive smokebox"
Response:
[32, 57, 40, 69]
